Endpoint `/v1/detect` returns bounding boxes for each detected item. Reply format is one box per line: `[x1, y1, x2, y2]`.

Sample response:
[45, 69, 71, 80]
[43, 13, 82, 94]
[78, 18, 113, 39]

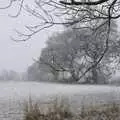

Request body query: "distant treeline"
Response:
[0, 70, 25, 81]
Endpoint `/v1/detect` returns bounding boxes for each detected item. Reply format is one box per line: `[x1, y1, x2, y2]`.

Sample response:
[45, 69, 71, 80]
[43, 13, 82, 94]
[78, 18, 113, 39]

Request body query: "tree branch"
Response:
[60, 0, 109, 5]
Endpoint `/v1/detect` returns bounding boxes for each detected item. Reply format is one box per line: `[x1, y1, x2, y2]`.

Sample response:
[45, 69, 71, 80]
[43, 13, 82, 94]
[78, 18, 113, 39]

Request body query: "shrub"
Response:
[23, 97, 73, 120]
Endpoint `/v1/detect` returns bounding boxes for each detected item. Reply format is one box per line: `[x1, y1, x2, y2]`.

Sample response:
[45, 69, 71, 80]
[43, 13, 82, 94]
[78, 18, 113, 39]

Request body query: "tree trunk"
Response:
[54, 71, 58, 80]
[71, 70, 79, 82]
[91, 67, 98, 84]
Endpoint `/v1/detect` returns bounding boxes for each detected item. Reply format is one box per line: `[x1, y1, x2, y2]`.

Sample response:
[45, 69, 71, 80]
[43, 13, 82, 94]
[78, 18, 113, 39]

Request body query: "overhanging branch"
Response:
[60, 0, 109, 5]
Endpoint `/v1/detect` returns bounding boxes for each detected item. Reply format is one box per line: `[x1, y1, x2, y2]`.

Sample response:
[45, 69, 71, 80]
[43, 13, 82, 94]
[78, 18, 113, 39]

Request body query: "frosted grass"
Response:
[0, 81, 120, 119]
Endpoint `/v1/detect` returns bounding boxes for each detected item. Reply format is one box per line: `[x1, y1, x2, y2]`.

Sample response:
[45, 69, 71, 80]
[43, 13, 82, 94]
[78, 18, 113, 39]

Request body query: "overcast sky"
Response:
[0, 3, 63, 72]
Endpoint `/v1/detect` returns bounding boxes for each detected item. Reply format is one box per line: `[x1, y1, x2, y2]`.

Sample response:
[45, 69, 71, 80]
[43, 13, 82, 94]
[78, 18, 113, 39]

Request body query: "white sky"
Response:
[0, 2, 63, 72]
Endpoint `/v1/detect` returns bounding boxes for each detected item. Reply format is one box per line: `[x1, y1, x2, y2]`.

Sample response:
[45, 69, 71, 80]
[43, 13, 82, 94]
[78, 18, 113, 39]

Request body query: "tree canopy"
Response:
[39, 22, 120, 83]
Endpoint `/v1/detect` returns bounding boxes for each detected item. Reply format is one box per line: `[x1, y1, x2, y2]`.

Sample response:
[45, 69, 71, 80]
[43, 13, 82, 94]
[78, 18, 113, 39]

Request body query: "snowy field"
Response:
[0, 81, 120, 120]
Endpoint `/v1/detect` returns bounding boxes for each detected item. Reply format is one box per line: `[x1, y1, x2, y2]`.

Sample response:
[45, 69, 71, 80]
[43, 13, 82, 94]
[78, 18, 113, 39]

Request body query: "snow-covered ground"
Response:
[0, 81, 120, 120]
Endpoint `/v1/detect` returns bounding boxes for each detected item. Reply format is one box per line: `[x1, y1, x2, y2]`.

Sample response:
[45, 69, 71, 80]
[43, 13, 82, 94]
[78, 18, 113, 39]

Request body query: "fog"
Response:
[0, 81, 120, 107]
[0, 81, 116, 99]
[0, 5, 63, 72]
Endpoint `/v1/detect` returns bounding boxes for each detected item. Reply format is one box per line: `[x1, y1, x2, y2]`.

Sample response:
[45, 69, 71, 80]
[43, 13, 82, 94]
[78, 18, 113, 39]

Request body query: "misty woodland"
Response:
[1, 0, 120, 120]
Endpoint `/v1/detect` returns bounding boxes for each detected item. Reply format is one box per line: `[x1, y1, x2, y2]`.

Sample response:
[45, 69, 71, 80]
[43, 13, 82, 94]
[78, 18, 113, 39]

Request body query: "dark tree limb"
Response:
[60, 0, 110, 5]
[0, 0, 13, 9]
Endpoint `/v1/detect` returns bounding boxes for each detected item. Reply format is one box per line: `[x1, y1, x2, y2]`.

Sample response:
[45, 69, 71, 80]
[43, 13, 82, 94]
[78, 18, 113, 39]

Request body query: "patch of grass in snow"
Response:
[23, 96, 120, 120]
[78, 103, 120, 120]
[23, 97, 73, 120]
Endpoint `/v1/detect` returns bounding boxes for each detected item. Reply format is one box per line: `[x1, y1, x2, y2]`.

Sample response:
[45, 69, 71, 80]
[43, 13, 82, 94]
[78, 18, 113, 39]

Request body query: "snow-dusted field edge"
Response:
[0, 81, 120, 120]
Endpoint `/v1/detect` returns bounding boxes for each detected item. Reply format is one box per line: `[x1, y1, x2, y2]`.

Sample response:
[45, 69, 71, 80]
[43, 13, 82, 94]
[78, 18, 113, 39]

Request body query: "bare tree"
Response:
[39, 23, 120, 83]
[39, 29, 85, 82]
[0, 0, 120, 79]
[0, 0, 119, 40]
